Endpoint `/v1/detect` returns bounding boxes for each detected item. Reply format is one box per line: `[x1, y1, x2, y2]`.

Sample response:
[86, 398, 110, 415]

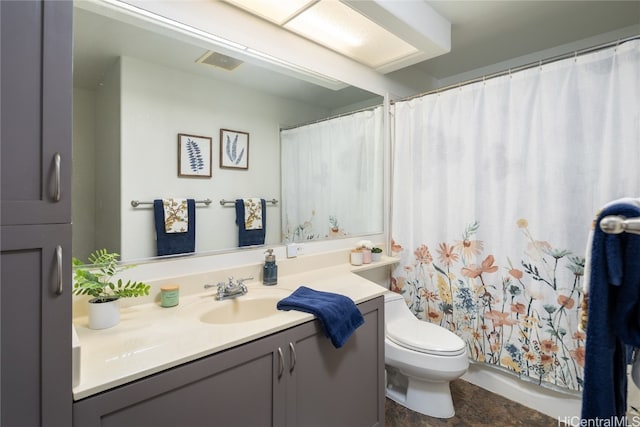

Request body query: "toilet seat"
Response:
[387, 318, 466, 356]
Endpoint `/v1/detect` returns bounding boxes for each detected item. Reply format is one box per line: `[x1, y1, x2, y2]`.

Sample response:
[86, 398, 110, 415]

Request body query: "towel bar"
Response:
[219, 198, 278, 206]
[131, 199, 212, 208]
[600, 215, 640, 235]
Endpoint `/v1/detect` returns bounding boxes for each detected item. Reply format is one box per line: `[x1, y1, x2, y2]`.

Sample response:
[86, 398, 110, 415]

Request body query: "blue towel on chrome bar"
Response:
[154, 199, 196, 256]
[235, 198, 266, 247]
[277, 286, 364, 348]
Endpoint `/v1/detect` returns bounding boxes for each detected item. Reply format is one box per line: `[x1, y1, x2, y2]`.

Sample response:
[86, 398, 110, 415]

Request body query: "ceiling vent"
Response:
[196, 51, 244, 71]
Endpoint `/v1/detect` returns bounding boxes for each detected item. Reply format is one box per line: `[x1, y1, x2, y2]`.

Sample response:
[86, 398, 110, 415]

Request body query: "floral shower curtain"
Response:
[281, 106, 384, 242]
[391, 40, 640, 393]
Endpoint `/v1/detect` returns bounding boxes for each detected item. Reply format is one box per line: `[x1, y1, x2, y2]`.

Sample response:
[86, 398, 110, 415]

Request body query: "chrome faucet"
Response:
[204, 276, 252, 301]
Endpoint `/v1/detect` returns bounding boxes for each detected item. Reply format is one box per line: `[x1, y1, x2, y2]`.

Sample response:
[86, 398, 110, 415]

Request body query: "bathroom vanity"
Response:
[74, 297, 382, 426]
[72, 262, 391, 426]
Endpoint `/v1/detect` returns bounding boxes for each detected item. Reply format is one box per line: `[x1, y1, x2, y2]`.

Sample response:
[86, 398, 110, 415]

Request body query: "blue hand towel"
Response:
[277, 286, 364, 348]
[582, 202, 640, 422]
[154, 199, 196, 256]
[235, 198, 266, 247]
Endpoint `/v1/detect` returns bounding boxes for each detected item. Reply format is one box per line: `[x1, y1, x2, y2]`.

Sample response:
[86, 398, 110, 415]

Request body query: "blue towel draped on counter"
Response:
[277, 286, 364, 348]
[235, 198, 266, 247]
[582, 202, 640, 422]
[154, 199, 196, 256]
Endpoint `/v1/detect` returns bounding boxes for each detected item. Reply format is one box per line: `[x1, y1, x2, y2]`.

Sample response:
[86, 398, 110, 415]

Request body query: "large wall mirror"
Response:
[72, 1, 384, 263]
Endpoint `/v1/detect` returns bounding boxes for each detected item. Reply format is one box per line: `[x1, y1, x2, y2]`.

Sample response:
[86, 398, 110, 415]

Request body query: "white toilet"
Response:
[384, 291, 469, 419]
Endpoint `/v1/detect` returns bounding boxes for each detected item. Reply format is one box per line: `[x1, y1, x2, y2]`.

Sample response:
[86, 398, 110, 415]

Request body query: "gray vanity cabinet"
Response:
[72, 297, 384, 427]
[0, 1, 73, 426]
[0, 225, 72, 427]
[73, 328, 286, 427]
[1, 0, 72, 226]
[285, 297, 385, 427]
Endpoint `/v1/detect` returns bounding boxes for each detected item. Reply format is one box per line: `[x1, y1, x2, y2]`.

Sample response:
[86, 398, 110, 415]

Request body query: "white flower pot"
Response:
[88, 297, 120, 330]
[371, 252, 382, 262]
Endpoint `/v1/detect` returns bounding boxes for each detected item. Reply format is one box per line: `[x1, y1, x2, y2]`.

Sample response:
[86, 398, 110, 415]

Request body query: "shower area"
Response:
[390, 38, 640, 416]
[279, 37, 640, 418]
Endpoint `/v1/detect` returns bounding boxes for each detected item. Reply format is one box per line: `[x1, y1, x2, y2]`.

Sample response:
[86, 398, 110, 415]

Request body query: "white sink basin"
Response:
[200, 296, 282, 324]
[179, 287, 292, 325]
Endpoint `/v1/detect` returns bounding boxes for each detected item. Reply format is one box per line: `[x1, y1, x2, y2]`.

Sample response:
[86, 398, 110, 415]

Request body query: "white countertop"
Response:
[72, 260, 395, 400]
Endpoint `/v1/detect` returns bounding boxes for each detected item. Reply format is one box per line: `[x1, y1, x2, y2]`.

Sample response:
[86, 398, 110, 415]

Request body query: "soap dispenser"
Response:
[263, 248, 278, 286]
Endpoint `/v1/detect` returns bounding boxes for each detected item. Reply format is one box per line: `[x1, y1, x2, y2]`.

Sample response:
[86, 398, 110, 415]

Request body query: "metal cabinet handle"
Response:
[289, 342, 296, 373]
[53, 153, 61, 202]
[55, 245, 63, 295]
[277, 347, 284, 378]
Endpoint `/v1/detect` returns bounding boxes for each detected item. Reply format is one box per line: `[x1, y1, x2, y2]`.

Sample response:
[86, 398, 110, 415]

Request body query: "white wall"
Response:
[72, 89, 97, 261]
[73, 59, 122, 262]
[94, 59, 122, 257]
[118, 56, 331, 260]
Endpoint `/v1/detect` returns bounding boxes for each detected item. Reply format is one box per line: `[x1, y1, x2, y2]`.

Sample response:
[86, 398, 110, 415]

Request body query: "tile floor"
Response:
[384, 379, 558, 427]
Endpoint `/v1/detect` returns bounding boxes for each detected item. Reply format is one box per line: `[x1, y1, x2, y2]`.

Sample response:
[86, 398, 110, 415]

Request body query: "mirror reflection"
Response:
[281, 107, 384, 243]
[72, 2, 383, 262]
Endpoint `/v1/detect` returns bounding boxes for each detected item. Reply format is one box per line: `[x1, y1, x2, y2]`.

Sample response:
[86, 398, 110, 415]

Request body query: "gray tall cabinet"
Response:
[1, 1, 73, 426]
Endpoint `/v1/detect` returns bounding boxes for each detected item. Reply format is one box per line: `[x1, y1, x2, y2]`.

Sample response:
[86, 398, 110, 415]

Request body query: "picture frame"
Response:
[220, 128, 249, 170]
[178, 133, 212, 178]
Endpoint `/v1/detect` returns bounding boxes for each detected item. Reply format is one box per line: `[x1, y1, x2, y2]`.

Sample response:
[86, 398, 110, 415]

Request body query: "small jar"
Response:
[362, 248, 372, 264]
[350, 249, 363, 266]
[160, 285, 179, 307]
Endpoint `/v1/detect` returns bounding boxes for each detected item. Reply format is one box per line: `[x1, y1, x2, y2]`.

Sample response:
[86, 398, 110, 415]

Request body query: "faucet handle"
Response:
[237, 277, 254, 286]
[217, 285, 226, 298]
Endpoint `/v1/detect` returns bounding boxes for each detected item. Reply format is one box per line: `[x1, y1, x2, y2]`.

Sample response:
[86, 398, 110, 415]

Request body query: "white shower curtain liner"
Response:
[281, 106, 384, 242]
[391, 39, 640, 392]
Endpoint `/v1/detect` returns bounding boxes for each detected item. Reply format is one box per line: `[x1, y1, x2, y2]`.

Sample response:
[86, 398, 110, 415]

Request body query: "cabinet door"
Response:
[73, 331, 286, 427]
[285, 297, 385, 427]
[1, 224, 72, 427]
[0, 0, 72, 225]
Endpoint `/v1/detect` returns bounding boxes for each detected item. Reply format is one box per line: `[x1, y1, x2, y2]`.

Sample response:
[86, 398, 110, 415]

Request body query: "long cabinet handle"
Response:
[277, 347, 284, 378]
[53, 152, 61, 202]
[55, 245, 63, 295]
[289, 342, 296, 373]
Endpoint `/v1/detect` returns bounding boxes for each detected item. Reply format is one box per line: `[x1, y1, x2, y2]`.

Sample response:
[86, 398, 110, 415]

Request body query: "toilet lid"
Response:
[387, 318, 466, 356]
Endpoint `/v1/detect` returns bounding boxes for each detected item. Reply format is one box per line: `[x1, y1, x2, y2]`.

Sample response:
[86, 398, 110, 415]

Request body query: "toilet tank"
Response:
[384, 291, 416, 322]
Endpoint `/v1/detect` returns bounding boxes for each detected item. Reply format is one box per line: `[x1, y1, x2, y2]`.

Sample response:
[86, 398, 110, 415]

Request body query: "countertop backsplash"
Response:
[72, 235, 387, 318]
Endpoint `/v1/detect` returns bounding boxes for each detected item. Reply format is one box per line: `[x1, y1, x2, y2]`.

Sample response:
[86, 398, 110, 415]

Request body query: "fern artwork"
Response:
[178, 133, 212, 178]
[186, 138, 205, 172]
[220, 129, 249, 169]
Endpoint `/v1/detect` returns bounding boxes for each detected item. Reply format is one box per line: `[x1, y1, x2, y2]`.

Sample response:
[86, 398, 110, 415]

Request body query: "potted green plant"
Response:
[371, 247, 383, 262]
[73, 249, 150, 330]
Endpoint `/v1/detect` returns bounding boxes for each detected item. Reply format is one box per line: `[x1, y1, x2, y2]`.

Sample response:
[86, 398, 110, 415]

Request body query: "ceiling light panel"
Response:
[224, 0, 421, 71]
[224, 0, 316, 25]
[284, 1, 418, 69]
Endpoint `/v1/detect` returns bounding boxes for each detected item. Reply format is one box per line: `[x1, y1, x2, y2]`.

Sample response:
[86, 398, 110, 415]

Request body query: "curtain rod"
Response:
[396, 34, 640, 104]
[280, 103, 383, 131]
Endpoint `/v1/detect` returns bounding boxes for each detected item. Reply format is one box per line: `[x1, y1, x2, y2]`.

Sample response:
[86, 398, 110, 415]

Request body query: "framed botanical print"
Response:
[220, 128, 249, 170]
[178, 133, 212, 178]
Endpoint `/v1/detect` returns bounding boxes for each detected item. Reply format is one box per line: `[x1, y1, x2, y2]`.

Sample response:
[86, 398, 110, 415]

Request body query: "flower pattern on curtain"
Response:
[391, 221, 585, 391]
[281, 107, 384, 242]
[391, 40, 640, 393]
